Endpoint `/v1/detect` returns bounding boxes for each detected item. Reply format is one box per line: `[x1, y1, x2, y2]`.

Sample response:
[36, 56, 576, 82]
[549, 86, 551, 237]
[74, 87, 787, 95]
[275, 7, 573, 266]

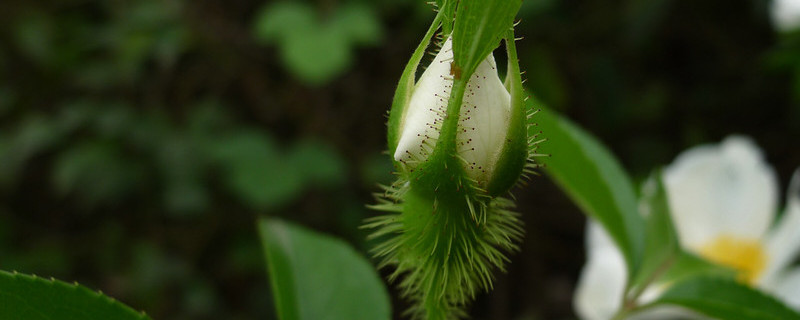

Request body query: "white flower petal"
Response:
[394, 39, 454, 165]
[663, 136, 778, 250]
[574, 221, 627, 320]
[393, 37, 510, 184]
[771, 0, 800, 32]
[458, 52, 511, 184]
[574, 223, 704, 320]
[767, 267, 800, 311]
[763, 169, 800, 285]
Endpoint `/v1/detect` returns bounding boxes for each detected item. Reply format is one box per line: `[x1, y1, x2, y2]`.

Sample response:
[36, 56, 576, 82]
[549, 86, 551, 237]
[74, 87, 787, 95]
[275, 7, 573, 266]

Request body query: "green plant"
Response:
[362, 1, 539, 318]
[253, 1, 383, 85]
[3, 1, 800, 320]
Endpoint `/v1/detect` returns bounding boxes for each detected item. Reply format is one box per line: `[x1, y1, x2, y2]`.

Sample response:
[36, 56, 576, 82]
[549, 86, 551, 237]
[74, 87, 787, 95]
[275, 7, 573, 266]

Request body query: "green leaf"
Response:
[451, 0, 522, 77]
[0, 87, 14, 116]
[253, 2, 317, 44]
[628, 172, 679, 290]
[280, 30, 352, 86]
[627, 172, 733, 291]
[158, 134, 210, 215]
[209, 131, 302, 210]
[210, 131, 346, 211]
[288, 140, 347, 187]
[525, 47, 568, 109]
[631, 171, 734, 292]
[0, 270, 150, 320]
[0, 115, 61, 187]
[209, 131, 346, 211]
[331, 4, 383, 46]
[252, 1, 350, 85]
[253, 1, 383, 85]
[53, 141, 144, 206]
[258, 218, 391, 320]
[13, 13, 56, 66]
[533, 104, 644, 272]
[645, 276, 800, 320]
[659, 251, 734, 284]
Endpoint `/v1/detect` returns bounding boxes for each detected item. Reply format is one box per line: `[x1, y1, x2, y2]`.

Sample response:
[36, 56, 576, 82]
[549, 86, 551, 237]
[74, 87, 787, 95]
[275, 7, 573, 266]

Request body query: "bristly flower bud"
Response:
[394, 37, 512, 188]
[365, 1, 538, 318]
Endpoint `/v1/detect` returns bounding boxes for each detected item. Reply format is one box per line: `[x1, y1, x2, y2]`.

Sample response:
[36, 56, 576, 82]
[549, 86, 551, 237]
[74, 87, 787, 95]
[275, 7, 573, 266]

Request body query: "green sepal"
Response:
[365, 178, 524, 320]
[406, 75, 469, 197]
[451, 0, 522, 79]
[390, 1, 526, 198]
[486, 31, 528, 196]
[435, 0, 457, 36]
[370, 5, 529, 318]
[386, 11, 444, 157]
[412, 0, 523, 197]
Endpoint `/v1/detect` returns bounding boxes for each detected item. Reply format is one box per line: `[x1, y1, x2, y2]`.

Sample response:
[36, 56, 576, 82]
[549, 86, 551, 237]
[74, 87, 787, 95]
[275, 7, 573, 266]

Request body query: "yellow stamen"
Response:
[697, 235, 767, 285]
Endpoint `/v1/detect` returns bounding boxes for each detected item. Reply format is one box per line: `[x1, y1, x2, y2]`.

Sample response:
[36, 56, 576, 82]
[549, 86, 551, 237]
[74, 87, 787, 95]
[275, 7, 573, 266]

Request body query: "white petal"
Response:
[393, 37, 510, 184]
[574, 221, 627, 320]
[394, 39, 454, 165]
[766, 267, 800, 311]
[763, 169, 800, 285]
[575, 223, 702, 320]
[771, 0, 800, 32]
[458, 50, 511, 184]
[663, 136, 778, 250]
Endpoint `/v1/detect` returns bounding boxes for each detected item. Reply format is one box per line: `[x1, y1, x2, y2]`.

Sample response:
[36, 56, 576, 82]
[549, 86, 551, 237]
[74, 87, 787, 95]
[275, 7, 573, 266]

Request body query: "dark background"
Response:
[1, 0, 799, 319]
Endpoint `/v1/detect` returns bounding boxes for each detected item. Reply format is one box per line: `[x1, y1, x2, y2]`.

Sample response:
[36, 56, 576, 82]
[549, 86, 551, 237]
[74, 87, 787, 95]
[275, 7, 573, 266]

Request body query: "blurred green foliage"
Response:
[0, 99, 344, 213]
[0, 0, 798, 319]
[0, 0, 381, 318]
[254, 1, 383, 85]
[767, 30, 800, 110]
[209, 129, 345, 210]
[10, 0, 189, 86]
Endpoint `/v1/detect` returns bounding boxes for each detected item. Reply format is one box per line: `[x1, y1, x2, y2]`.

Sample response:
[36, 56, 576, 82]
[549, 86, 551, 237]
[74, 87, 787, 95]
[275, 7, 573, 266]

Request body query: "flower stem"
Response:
[612, 255, 676, 319]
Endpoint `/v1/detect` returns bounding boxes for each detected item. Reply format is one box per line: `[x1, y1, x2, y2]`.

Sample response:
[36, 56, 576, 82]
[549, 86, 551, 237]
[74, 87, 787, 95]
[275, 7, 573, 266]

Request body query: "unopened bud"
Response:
[393, 37, 512, 187]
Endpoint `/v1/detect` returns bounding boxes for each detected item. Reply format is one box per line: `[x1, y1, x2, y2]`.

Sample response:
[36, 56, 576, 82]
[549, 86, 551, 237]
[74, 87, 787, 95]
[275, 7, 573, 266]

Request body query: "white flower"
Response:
[574, 136, 800, 319]
[771, 0, 800, 32]
[393, 37, 511, 185]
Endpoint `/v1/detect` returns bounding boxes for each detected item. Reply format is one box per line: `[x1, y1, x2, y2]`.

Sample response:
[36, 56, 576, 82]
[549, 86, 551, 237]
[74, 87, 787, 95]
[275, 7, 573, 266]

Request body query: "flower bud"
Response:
[367, 8, 534, 317]
[393, 37, 513, 188]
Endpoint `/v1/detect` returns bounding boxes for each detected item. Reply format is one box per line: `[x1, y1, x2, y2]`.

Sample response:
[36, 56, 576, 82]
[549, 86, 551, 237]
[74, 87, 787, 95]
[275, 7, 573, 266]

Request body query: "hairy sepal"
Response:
[367, 177, 523, 320]
[372, 4, 530, 319]
[377, 76, 520, 317]
[387, 11, 444, 157]
[373, 99, 522, 319]
[486, 32, 529, 196]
